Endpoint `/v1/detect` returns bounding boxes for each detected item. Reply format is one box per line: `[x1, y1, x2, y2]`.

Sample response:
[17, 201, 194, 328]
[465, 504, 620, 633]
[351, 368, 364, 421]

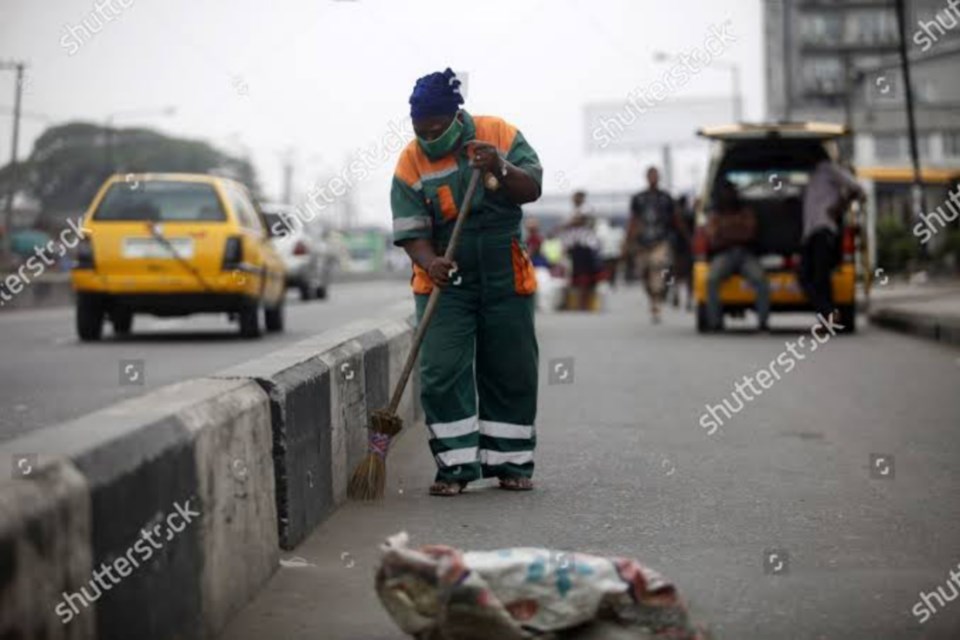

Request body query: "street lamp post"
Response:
[0, 60, 27, 268]
[650, 52, 742, 190]
[727, 63, 743, 122]
[653, 52, 742, 121]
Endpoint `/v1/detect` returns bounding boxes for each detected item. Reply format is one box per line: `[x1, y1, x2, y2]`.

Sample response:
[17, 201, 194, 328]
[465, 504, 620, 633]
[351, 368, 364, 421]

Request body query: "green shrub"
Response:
[876, 216, 919, 273]
[933, 228, 960, 272]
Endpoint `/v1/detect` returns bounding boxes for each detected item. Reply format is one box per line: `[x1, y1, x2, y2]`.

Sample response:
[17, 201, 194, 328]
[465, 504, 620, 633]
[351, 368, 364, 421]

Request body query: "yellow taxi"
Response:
[692, 122, 864, 333]
[71, 173, 286, 340]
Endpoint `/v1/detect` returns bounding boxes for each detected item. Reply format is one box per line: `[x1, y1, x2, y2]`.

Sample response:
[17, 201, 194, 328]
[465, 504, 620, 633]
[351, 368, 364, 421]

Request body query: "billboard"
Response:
[584, 95, 735, 153]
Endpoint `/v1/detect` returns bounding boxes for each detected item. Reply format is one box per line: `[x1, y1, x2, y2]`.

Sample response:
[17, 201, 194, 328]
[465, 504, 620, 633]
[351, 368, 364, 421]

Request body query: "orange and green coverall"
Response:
[391, 111, 542, 484]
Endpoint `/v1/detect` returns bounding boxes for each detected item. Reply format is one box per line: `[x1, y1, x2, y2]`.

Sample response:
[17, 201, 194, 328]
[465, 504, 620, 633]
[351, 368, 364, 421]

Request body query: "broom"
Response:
[348, 167, 485, 500]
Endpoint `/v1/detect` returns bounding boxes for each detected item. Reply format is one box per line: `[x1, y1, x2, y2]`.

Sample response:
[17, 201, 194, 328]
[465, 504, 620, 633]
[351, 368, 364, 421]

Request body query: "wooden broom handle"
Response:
[386, 168, 484, 414]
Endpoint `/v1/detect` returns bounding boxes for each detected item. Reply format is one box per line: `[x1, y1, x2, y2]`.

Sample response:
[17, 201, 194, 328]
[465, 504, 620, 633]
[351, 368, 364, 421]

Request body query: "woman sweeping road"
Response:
[391, 68, 543, 497]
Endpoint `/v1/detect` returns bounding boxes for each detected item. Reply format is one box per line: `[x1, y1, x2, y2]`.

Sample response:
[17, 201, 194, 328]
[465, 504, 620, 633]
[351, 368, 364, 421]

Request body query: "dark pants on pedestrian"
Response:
[800, 229, 839, 317]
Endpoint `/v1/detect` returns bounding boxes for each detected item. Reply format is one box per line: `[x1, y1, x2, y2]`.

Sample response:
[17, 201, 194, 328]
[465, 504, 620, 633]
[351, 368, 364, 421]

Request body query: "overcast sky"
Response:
[1, 0, 763, 225]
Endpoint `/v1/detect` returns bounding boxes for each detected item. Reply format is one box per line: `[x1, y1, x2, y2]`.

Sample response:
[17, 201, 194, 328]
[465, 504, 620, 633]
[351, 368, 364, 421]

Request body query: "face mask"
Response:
[417, 115, 463, 159]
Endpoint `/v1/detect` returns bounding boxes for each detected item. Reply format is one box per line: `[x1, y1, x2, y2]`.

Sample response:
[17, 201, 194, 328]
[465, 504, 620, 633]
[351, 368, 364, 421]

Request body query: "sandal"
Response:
[498, 477, 534, 491]
[429, 481, 467, 497]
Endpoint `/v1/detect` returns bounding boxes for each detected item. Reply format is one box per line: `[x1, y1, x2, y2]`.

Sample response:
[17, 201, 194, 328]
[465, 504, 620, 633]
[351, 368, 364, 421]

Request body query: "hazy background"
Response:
[0, 0, 763, 224]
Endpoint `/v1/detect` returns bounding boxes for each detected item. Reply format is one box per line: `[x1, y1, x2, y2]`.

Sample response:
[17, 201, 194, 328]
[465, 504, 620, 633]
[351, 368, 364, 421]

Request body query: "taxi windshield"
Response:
[94, 181, 226, 222]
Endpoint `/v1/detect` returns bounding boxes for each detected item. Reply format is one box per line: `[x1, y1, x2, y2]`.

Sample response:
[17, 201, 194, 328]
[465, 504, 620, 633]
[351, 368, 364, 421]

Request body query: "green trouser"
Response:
[415, 226, 539, 484]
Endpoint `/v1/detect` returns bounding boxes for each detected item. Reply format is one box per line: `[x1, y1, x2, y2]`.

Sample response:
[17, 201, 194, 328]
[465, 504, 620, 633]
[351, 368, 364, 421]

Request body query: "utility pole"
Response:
[783, 0, 793, 121]
[894, 0, 926, 233]
[281, 148, 294, 204]
[730, 63, 743, 122]
[841, 52, 856, 162]
[661, 145, 673, 192]
[104, 115, 115, 178]
[1, 60, 26, 268]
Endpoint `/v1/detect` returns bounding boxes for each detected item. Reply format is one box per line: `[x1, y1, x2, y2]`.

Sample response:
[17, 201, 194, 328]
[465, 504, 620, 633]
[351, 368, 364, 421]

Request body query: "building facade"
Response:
[764, 0, 960, 169]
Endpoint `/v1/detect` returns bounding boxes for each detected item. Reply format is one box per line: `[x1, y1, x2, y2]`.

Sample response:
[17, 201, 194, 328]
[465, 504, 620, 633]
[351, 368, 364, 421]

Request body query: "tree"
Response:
[0, 121, 261, 222]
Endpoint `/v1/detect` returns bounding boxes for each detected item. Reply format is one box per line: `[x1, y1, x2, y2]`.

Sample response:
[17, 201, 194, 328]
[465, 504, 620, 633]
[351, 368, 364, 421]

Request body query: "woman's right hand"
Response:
[427, 256, 457, 287]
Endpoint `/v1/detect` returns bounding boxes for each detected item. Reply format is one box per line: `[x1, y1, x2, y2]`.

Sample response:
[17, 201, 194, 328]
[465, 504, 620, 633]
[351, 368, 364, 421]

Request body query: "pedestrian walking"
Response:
[625, 166, 678, 323]
[559, 204, 602, 311]
[390, 69, 543, 496]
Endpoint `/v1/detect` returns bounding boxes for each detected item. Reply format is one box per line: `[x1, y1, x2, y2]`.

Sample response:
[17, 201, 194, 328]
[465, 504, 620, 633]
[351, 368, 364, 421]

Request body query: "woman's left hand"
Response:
[468, 142, 503, 175]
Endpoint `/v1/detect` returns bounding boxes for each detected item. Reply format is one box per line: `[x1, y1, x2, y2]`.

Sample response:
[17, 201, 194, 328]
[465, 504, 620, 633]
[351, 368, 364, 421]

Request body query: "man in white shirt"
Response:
[801, 160, 865, 323]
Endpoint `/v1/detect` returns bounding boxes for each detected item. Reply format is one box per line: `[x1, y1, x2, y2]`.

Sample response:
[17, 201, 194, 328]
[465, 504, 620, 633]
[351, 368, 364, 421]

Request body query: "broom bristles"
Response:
[347, 410, 402, 501]
[347, 453, 386, 501]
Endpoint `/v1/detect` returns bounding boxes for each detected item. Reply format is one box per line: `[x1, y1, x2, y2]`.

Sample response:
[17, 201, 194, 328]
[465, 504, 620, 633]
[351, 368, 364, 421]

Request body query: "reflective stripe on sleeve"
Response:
[420, 167, 459, 183]
[393, 216, 432, 234]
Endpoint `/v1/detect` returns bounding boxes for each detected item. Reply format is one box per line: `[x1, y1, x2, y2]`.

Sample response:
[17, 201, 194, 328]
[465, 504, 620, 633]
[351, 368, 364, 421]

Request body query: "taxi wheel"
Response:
[315, 286, 328, 300]
[265, 302, 285, 333]
[299, 283, 315, 301]
[238, 304, 262, 339]
[76, 294, 105, 342]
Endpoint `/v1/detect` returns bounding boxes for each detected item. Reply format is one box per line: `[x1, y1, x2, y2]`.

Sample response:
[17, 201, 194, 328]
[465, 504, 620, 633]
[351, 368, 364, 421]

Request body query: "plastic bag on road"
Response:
[375, 532, 706, 640]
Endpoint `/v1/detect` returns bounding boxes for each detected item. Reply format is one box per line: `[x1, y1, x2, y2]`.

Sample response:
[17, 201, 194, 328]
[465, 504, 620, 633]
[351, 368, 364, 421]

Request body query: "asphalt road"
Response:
[0, 281, 409, 443]
[220, 286, 960, 639]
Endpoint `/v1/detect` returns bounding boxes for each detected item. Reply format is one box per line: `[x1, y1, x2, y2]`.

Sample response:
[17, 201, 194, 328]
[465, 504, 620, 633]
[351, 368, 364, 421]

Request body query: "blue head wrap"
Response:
[409, 68, 464, 120]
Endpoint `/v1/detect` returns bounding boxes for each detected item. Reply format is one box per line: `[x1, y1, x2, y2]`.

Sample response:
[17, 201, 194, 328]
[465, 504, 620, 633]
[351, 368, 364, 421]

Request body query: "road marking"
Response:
[279, 556, 317, 569]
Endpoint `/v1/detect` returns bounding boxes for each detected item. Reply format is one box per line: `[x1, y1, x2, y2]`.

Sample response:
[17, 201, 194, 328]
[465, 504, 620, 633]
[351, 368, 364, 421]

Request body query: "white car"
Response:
[260, 203, 335, 301]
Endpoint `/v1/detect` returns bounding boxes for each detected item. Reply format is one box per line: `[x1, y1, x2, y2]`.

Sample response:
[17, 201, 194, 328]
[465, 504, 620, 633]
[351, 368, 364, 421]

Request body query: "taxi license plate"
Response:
[122, 237, 195, 259]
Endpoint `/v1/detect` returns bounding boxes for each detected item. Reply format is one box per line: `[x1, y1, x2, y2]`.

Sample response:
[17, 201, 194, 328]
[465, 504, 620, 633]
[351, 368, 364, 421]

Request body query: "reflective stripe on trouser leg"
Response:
[479, 420, 536, 479]
[476, 291, 538, 480]
[416, 288, 482, 483]
[427, 416, 480, 481]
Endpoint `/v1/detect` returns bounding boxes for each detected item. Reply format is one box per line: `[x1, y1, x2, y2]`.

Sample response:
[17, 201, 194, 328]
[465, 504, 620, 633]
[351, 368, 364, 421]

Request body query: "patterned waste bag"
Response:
[375, 532, 708, 640]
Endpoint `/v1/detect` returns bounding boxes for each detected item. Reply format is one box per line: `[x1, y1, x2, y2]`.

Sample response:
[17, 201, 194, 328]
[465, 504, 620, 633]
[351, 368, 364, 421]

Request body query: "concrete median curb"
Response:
[0, 458, 94, 640]
[0, 378, 278, 640]
[869, 307, 960, 347]
[0, 304, 422, 638]
[215, 308, 419, 549]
